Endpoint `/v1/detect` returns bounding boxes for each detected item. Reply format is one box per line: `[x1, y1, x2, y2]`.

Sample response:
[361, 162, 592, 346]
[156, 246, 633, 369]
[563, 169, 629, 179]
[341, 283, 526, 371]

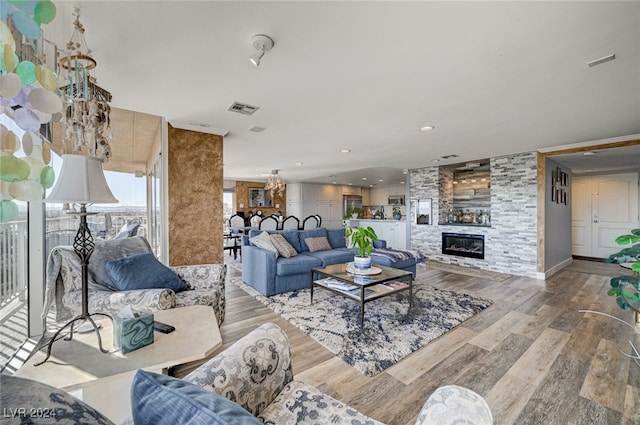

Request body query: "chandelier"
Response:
[58, 8, 113, 162]
[265, 169, 285, 197]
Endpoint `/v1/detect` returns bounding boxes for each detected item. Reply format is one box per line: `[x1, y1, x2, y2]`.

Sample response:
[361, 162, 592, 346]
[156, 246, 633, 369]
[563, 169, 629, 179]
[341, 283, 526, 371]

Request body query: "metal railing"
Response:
[0, 220, 27, 307]
[1, 212, 147, 308]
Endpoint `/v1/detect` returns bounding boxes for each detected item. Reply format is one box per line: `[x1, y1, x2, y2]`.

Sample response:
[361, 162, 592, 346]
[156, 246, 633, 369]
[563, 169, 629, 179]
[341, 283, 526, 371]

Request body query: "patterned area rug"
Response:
[232, 276, 493, 377]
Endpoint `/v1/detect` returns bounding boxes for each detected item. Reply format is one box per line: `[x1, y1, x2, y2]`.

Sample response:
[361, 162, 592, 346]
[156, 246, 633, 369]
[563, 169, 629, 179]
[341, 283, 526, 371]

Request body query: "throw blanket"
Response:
[372, 247, 426, 263]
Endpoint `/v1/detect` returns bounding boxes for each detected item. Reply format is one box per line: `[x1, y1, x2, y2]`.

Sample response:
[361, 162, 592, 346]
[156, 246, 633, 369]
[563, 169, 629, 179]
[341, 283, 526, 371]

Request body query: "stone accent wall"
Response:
[438, 167, 454, 223]
[167, 125, 224, 266]
[410, 151, 538, 278]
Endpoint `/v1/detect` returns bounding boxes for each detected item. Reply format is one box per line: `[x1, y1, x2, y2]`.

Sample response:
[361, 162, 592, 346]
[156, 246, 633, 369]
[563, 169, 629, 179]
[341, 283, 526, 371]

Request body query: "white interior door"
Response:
[572, 173, 638, 258]
[571, 177, 592, 256]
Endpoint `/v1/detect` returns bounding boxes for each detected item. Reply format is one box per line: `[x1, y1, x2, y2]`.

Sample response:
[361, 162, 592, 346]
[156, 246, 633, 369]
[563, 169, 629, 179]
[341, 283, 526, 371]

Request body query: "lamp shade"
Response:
[44, 154, 118, 204]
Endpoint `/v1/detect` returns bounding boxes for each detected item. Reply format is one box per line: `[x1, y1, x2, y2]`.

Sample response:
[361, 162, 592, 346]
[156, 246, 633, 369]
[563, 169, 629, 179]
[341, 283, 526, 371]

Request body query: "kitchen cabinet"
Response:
[342, 185, 361, 196]
[361, 188, 370, 205]
[369, 187, 388, 206]
[316, 184, 341, 202]
[351, 219, 407, 249]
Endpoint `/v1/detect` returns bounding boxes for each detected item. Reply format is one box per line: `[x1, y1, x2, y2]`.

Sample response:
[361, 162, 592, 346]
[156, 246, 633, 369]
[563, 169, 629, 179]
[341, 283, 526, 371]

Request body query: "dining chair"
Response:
[281, 216, 300, 230]
[258, 215, 278, 231]
[302, 215, 320, 229]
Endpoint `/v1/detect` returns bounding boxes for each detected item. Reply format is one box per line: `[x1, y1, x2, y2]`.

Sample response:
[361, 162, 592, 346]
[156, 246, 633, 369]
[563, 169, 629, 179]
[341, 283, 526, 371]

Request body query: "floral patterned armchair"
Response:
[125, 322, 492, 425]
[43, 236, 226, 326]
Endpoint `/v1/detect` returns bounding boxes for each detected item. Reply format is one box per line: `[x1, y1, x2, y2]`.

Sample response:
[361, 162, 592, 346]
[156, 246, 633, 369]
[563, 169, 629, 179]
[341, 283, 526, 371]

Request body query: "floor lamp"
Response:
[36, 154, 118, 366]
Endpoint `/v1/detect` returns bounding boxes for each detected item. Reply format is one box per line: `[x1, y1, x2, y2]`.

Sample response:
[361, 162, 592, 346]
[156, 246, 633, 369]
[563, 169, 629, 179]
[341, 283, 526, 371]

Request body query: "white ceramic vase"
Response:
[353, 255, 372, 269]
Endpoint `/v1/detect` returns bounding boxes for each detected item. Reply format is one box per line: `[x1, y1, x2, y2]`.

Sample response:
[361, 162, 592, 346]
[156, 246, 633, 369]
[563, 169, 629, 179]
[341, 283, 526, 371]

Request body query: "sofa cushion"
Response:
[88, 236, 153, 291]
[306, 247, 355, 267]
[131, 369, 262, 425]
[304, 236, 332, 252]
[270, 234, 298, 258]
[299, 228, 328, 252]
[327, 228, 347, 248]
[276, 254, 322, 276]
[277, 229, 302, 253]
[105, 253, 188, 292]
[258, 380, 384, 425]
[249, 231, 279, 257]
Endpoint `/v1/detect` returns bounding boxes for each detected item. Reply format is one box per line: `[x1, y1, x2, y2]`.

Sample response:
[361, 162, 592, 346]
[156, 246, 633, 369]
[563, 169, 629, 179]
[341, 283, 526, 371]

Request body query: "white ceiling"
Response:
[42, 1, 640, 187]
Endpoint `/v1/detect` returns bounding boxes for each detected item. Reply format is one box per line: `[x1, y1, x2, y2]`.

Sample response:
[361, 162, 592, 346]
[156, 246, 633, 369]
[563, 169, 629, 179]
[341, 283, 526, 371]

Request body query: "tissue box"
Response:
[113, 312, 154, 353]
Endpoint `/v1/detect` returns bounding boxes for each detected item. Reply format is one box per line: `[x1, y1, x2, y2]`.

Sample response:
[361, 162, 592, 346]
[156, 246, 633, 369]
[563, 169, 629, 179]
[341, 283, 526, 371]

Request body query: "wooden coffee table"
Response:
[310, 262, 413, 327]
[15, 305, 222, 423]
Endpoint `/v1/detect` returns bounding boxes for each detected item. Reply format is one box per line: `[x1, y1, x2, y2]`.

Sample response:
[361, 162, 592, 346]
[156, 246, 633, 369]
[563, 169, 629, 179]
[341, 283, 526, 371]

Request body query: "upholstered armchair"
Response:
[43, 236, 226, 327]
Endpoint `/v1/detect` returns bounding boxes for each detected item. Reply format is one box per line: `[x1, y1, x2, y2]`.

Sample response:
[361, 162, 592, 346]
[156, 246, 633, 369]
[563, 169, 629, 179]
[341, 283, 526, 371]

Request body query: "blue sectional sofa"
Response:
[241, 227, 416, 296]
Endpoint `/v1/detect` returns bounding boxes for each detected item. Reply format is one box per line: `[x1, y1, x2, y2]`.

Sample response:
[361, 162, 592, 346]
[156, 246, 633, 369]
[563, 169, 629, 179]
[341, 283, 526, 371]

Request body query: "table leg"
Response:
[310, 271, 315, 305]
[360, 287, 365, 327]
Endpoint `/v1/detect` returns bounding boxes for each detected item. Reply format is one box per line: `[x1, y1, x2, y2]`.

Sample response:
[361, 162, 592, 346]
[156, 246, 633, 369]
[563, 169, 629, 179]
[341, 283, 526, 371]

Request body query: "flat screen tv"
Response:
[249, 189, 273, 207]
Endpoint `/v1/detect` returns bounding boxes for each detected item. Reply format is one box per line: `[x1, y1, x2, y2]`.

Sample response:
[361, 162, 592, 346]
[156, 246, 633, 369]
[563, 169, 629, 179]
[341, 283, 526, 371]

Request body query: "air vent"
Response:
[228, 102, 259, 115]
[441, 154, 459, 159]
[249, 125, 266, 133]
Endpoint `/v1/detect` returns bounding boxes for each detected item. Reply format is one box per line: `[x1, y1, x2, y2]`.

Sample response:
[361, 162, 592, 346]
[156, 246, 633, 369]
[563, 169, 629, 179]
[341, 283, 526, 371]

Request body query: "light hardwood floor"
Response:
[175, 259, 640, 425]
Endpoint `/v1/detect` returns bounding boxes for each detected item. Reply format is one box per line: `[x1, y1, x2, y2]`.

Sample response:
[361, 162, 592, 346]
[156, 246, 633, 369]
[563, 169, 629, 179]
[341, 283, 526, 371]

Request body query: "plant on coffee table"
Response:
[346, 226, 379, 269]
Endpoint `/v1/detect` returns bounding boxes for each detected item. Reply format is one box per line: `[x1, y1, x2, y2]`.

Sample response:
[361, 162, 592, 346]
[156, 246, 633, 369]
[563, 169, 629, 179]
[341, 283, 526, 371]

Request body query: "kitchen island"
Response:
[348, 219, 407, 249]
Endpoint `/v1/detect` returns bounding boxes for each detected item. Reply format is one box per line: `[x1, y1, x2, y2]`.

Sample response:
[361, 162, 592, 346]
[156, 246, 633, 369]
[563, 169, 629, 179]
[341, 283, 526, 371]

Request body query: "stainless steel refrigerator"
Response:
[343, 195, 363, 218]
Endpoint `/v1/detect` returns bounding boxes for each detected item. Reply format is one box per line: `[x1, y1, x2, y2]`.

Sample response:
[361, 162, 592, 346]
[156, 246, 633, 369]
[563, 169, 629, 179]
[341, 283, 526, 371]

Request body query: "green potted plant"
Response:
[392, 206, 402, 220]
[606, 228, 640, 319]
[346, 226, 379, 269]
[344, 207, 362, 220]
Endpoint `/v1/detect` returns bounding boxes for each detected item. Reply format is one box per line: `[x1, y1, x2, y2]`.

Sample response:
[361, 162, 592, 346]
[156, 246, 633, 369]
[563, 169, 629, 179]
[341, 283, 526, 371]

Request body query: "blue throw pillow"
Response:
[131, 370, 262, 425]
[105, 253, 187, 292]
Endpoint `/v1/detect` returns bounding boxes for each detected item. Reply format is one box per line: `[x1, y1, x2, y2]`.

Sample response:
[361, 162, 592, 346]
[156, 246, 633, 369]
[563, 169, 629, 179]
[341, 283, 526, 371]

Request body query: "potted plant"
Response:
[606, 228, 640, 320]
[392, 206, 402, 220]
[346, 226, 379, 269]
[344, 207, 362, 220]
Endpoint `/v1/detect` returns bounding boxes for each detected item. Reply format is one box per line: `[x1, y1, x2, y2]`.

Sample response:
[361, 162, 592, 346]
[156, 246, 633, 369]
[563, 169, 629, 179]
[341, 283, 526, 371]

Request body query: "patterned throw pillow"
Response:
[304, 236, 332, 252]
[250, 231, 279, 257]
[270, 234, 298, 258]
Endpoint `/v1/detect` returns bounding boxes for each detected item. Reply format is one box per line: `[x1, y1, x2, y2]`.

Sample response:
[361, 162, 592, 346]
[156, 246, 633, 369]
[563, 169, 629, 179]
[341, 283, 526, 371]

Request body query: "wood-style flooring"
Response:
[174, 259, 640, 425]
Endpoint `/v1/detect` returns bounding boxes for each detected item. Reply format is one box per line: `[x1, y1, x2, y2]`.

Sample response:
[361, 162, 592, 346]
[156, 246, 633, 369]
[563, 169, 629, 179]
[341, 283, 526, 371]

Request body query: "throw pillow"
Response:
[105, 253, 188, 292]
[89, 236, 153, 291]
[131, 370, 262, 425]
[270, 234, 298, 258]
[304, 236, 332, 252]
[249, 231, 279, 257]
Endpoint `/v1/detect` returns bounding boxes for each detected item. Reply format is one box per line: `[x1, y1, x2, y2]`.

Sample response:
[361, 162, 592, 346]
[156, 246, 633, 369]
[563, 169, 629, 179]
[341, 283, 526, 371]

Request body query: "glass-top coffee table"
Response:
[310, 262, 413, 327]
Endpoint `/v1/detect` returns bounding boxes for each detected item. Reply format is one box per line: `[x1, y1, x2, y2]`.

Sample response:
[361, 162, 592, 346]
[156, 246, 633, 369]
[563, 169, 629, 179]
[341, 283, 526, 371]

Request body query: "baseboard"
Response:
[538, 257, 573, 280]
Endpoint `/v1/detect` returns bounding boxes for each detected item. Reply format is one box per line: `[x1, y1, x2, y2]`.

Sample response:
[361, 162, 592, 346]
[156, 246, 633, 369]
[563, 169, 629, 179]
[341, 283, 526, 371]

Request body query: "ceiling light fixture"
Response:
[583, 151, 595, 156]
[249, 34, 275, 67]
[295, 162, 304, 166]
[264, 169, 285, 197]
[420, 125, 435, 132]
[340, 149, 351, 153]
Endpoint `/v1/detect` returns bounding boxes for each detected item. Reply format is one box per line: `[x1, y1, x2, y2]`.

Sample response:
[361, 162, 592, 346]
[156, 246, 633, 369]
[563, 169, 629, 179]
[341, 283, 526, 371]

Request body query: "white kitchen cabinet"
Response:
[342, 185, 361, 196]
[354, 219, 407, 249]
[316, 184, 341, 202]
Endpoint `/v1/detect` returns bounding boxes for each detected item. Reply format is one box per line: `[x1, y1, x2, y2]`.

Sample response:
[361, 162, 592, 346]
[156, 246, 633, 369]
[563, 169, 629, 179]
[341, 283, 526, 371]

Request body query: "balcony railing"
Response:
[1, 213, 147, 308]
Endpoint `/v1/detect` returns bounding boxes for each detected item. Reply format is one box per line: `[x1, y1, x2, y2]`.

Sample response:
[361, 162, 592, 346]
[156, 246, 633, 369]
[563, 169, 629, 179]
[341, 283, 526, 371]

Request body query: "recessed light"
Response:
[432, 159, 440, 163]
[295, 162, 304, 165]
[420, 125, 435, 132]
[583, 152, 595, 156]
[379, 179, 384, 182]
[362, 177, 368, 181]
[369, 184, 373, 187]
[340, 149, 351, 153]
[332, 181, 337, 184]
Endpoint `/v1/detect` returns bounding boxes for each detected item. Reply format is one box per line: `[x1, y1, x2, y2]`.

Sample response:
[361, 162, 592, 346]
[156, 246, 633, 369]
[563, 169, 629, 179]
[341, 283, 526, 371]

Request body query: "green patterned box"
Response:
[113, 313, 154, 353]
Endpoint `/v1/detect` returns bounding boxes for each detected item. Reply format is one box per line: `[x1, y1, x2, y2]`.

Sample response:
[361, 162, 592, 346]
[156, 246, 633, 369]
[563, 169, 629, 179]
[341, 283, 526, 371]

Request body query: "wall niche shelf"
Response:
[438, 159, 491, 225]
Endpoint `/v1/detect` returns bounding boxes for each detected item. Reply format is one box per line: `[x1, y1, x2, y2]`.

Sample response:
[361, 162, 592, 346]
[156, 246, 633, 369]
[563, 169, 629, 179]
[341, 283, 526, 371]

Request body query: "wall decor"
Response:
[551, 167, 568, 205]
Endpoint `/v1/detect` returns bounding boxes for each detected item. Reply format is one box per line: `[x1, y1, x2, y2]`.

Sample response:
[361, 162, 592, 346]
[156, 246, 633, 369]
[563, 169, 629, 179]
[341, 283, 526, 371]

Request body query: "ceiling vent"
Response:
[228, 102, 259, 115]
[249, 125, 266, 133]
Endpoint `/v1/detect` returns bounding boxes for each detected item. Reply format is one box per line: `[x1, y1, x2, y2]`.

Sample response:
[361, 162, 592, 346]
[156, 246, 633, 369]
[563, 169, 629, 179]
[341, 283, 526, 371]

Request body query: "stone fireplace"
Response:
[442, 233, 485, 259]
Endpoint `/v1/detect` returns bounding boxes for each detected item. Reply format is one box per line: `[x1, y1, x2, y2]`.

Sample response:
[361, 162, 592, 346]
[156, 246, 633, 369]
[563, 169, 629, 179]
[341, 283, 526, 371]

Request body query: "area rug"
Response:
[232, 276, 493, 377]
[426, 261, 512, 282]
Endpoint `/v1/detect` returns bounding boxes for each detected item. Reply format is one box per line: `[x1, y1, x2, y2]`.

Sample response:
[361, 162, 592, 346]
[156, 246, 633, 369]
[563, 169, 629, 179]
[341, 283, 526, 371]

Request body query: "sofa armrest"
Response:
[172, 264, 226, 325]
[183, 322, 293, 417]
[62, 288, 176, 319]
[414, 385, 493, 425]
[241, 245, 277, 296]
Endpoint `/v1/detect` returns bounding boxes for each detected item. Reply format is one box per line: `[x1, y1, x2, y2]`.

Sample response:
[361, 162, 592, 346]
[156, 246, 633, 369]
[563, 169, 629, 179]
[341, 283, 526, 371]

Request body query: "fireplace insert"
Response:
[442, 233, 485, 259]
